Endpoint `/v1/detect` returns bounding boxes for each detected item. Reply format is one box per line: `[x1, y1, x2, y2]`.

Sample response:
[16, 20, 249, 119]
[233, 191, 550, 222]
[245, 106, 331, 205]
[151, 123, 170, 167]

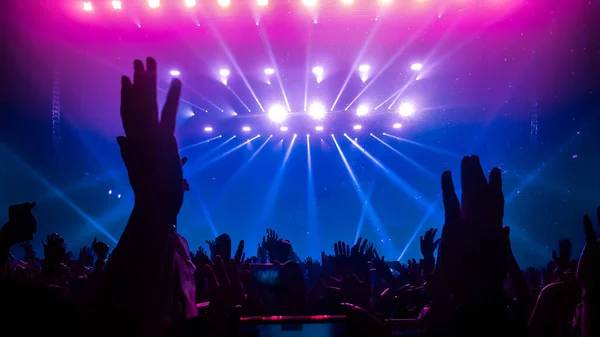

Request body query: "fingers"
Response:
[161, 78, 181, 134]
[181, 157, 188, 167]
[120, 75, 133, 136]
[235, 240, 245, 262]
[146, 57, 159, 125]
[488, 167, 504, 223]
[441, 171, 460, 225]
[433, 238, 441, 249]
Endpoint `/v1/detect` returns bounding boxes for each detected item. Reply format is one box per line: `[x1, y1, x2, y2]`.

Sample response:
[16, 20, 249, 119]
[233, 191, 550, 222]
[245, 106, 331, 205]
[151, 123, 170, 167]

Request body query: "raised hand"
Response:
[20, 241, 36, 261]
[234, 239, 245, 263]
[261, 229, 291, 262]
[552, 238, 573, 270]
[576, 208, 600, 337]
[203, 256, 260, 333]
[91, 237, 110, 260]
[420, 228, 440, 261]
[1, 202, 37, 246]
[42, 233, 71, 265]
[79, 245, 95, 267]
[577, 207, 600, 293]
[436, 156, 506, 302]
[118, 57, 184, 221]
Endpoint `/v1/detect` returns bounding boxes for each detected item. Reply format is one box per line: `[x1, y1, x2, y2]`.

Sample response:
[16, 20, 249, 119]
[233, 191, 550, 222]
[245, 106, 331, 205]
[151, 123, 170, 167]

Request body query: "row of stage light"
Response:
[81, 0, 503, 11]
[201, 122, 404, 133]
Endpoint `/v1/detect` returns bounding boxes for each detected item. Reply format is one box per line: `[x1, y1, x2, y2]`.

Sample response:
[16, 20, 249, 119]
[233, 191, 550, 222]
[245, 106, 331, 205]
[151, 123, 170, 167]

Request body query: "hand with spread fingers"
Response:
[436, 155, 506, 303]
[118, 57, 184, 221]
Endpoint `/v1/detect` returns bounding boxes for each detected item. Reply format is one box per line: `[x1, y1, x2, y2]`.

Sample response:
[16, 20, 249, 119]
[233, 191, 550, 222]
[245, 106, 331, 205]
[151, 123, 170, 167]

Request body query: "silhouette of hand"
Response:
[420, 228, 440, 261]
[79, 245, 94, 267]
[577, 207, 600, 293]
[552, 238, 573, 271]
[2, 202, 37, 245]
[42, 233, 71, 265]
[91, 237, 110, 260]
[206, 239, 217, 261]
[20, 241, 36, 261]
[436, 156, 505, 302]
[118, 57, 183, 220]
[204, 256, 260, 332]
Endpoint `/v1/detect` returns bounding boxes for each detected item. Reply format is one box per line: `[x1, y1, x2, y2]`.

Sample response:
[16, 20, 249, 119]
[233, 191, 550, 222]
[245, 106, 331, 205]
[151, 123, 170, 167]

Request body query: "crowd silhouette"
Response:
[1, 58, 598, 337]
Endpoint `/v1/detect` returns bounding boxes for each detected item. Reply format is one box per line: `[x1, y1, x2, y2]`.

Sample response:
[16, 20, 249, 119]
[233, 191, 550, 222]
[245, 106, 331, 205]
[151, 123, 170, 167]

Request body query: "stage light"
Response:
[358, 64, 370, 72]
[303, 0, 317, 7]
[204, 126, 213, 132]
[398, 102, 415, 117]
[218, 0, 231, 7]
[268, 105, 288, 123]
[111, 0, 122, 9]
[184, 0, 196, 7]
[219, 69, 230, 77]
[353, 125, 362, 130]
[312, 66, 324, 76]
[242, 126, 251, 132]
[280, 126, 288, 132]
[148, 0, 160, 8]
[315, 126, 324, 131]
[83, 1, 93, 11]
[356, 105, 369, 116]
[393, 123, 402, 129]
[379, 0, 391, 4]
[410, 63, 423, 71]
[341, 0, 354, 4]
[170, 70, 180, 76]
[264, 68, 275, 75]
[308, 103, 326, 120]
[257, 0, 268, 6]
[117, 194, 122, 199]
[108, 190, 112, 195]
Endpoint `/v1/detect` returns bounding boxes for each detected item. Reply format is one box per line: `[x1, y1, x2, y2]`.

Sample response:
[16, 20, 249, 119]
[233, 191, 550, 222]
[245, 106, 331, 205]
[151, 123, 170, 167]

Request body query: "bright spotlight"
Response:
[303, 0, 317, 6]
[184, 0, 196, 7]
[264, 68, 275, 75]
[204, 126, 213, 132]
[170, 70, 180, 76]
[108, 189, 113, 195]
[315, 126, 324, 131]
[280, 126, 288, 132]
[268, 105, 288, 123]
[257, 0, 268, 6]
[148, 0, 160, 8]
[398, 103, 415, 117]
[111, 0, 122, 9]
[356, 105, 369, 117]
[83, 1, 93, 11]
[341, 0, 354, 4]
[379, 0, 391, 4]
[410, 63, 423, 71]
[219, 69, 230, 77]
[358, 64, 370, 72]
[218, 0, 231, 7]
[393, 123, 402, 129]
[308, 103, 326, 120]
[242, 126, 251, 132]
[353, 125, 362, 130]
[312, 66, 324, 76]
